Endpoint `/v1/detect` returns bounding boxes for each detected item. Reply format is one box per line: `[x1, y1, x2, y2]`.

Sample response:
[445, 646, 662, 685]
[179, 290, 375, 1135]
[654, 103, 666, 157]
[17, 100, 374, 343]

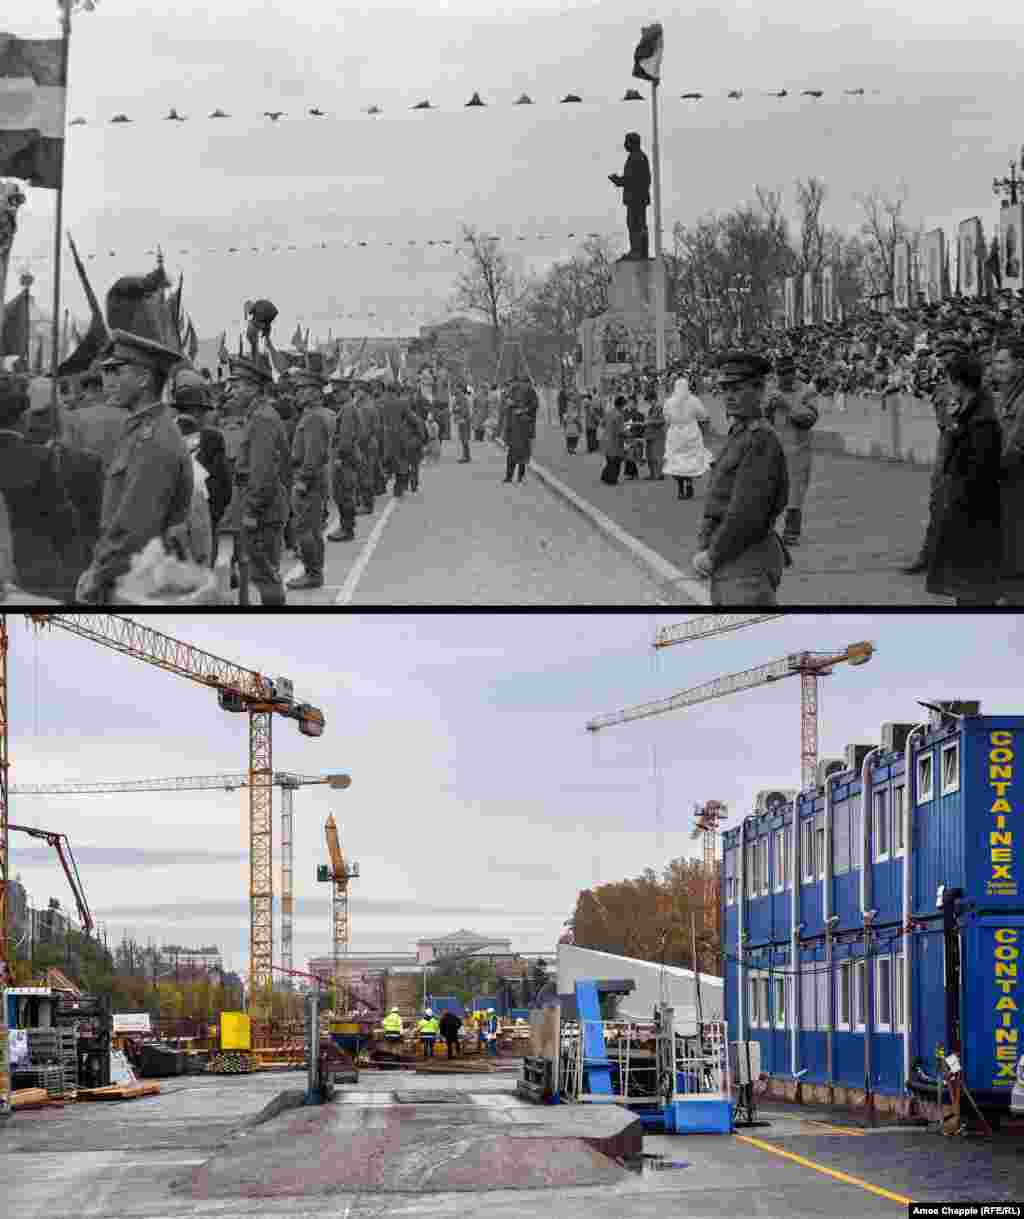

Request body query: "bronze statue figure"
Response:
[608, 133, 651, 260]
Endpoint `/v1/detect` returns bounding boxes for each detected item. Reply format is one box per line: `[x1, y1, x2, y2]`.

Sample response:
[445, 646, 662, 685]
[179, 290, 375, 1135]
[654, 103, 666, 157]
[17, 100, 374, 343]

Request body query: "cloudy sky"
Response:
[7, 2, 1024, 342]
[6, 612, 1019, 977]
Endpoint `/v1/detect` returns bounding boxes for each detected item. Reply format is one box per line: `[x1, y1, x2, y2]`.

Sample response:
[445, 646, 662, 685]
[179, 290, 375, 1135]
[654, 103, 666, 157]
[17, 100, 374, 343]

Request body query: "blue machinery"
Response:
[554, 980, 733, 1134]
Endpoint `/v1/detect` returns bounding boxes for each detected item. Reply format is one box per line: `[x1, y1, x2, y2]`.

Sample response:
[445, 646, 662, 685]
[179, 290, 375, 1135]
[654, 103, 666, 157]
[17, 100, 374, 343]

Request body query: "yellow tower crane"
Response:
[318, 813, 359, 1016]
[11, 771, 351, 981]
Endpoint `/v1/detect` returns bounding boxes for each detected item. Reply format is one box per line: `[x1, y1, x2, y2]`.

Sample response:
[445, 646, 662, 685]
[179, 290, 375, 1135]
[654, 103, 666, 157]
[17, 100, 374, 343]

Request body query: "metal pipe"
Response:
[737, 818, 752, 1041]
[902, 724, 928, 1091]
[790, 800, 800, 1076]
[860, 748, 882, 916]
[942, 887, 965, 1059]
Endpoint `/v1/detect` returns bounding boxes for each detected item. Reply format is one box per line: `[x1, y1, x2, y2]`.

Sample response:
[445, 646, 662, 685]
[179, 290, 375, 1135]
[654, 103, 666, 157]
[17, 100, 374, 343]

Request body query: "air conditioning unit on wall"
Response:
[880, 723, 917, 754]
[755, 790, 796, 816]
[816, 758, 845, 787]
[845, 743, 876, 774]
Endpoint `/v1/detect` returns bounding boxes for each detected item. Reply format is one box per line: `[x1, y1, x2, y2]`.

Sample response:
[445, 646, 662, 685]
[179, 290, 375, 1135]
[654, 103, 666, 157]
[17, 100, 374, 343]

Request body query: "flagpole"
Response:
[650, 78, 666, 376]
[49, 0, 72, 434]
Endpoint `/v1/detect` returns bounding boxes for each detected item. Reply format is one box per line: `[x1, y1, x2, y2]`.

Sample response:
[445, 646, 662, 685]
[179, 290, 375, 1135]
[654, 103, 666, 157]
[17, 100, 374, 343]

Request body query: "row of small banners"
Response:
[16, 230, 615, 266]
[64, 88, 880, 126]
[783, 208, 1024, 326]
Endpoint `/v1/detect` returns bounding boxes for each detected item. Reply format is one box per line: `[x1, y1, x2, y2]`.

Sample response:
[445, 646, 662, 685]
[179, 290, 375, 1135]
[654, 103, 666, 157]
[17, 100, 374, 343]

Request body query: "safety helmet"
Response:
[487, 1007, 495, 1014]
[425, 1009, 433, 1017]
[390, 1006, 399, 1013]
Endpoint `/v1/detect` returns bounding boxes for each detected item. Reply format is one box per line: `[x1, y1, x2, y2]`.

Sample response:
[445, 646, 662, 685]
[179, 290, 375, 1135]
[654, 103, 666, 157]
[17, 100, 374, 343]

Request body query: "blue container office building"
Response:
[720, 702, 1024, 1116]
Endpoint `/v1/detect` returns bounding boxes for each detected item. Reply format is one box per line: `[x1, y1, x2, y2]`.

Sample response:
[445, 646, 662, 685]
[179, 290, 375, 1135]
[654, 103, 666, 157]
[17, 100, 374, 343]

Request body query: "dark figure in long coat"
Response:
[608, 133, 651, 259]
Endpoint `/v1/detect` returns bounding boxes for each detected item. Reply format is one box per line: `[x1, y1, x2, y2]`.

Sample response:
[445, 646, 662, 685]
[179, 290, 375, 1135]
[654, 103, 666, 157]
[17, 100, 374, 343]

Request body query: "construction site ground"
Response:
[3, 1068, 1021, 1219]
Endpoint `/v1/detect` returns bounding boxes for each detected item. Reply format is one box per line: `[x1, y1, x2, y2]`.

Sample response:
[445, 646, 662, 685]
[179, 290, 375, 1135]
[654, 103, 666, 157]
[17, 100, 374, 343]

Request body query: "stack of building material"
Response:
[11, 1087, 62, 1110]
[76, 1082, 161, 1101]
[206, 1051, 253, 1075]
[13, 1063, 66, 1097]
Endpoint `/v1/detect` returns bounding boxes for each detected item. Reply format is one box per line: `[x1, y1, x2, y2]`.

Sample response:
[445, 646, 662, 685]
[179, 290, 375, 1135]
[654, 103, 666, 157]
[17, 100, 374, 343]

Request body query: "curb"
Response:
[528, 455, 711, 606]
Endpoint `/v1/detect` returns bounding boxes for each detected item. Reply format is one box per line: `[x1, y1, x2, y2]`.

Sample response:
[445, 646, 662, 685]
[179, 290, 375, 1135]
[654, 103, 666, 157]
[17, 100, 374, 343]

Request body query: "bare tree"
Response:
[853, 183, 919, 302]
[449, 226, 520, 365]
[793, 176, 829, 278]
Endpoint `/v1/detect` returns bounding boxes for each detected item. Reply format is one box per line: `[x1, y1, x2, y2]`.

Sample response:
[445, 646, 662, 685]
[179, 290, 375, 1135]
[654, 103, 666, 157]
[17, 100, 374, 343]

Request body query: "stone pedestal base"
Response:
[609, 258, 666, 315]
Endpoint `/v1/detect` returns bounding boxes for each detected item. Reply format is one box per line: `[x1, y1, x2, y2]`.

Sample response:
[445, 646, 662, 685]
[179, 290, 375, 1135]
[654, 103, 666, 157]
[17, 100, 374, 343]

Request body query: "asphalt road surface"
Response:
[4, 1071, 1021, 1219]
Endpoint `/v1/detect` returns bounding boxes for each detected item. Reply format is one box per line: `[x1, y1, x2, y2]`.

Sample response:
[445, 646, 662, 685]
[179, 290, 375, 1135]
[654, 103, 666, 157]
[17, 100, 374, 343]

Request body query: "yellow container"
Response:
[330, 1022, 360, 1035]
[220, 1011, 252, 1051]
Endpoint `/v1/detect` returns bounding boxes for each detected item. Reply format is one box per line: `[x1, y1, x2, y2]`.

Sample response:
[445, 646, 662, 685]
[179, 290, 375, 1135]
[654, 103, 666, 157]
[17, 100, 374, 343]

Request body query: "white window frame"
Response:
[850, 804, 862, 872]
[773, 829, 786, 893]
[783, 825, 792, 890]
[893, 786, 906, 856]
[801, 967, 816, 1031]
[745, 843, 756, 899]
[872, 788, 890, 862]
[837, 961, 852, 1030]
[759, 976, 770, 1029]
[748, 972, 759, 1028]
[853, 959, 867, 1032]
[815, 814, 826, 881]
[916, 752, 934, 805]
[894, 954, 906, 1032]
[758, 837, 770, 897]
[941, 740, 960, 797]
[773, 975, 787, 1028]
[725, 847, 737, 906]
[801, 820, 815, 884]
[875, 956, 892, 1033]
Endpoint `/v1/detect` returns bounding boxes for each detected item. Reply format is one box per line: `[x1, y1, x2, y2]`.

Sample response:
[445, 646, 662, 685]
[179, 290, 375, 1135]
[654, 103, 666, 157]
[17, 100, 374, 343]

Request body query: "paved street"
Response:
[5, 1072, 1021, 1219]
[530, 415, 945, 607]
[281, 435, 669, 606]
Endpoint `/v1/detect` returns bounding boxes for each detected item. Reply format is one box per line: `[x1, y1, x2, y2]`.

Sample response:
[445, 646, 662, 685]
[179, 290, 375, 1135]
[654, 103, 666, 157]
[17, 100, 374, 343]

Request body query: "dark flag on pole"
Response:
[0, 33, 66, 189]
[0, 291, 29, 358]
[633, 22, 664, 84]
[59, 231, 110, 374]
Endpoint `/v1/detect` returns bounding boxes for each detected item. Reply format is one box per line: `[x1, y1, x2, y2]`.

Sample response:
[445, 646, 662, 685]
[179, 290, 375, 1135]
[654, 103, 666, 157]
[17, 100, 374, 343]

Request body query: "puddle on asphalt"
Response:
[623, 1154, 692, 1175]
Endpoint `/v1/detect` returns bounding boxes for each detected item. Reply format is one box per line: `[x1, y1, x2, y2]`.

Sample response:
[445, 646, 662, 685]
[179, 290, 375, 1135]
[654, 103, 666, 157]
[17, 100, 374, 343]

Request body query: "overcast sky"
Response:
[6, 612, 1019, 976]
[6, 2, 1024, 341]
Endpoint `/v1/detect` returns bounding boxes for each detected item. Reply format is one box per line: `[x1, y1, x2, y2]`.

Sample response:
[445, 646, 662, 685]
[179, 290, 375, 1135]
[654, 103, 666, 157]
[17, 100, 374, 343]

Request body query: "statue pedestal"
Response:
[609, 258, 666, 316]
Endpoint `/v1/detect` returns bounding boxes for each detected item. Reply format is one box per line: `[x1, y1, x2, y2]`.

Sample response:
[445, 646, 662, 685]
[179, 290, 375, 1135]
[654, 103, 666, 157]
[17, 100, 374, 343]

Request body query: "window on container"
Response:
[833, 803, 850, 875]
[941, 741, 960, 796]
[893, 786, 906, 855]
[853, 960, 867, 1031]
[774, 975, 786, 1027]
[748, 974, 759, 1028]
[801, 820, 815, 884]
[759, 976, 770, 1029]
[815, 814, 826, 880]
[725, 848, 737, 905]
[850, 804, 863, 871]
[817, 967, 829, 1031]
[837, 961, 852, 1029]
[773, 829, 786, 892]
[758, 837, 770, 897]
[784, 826, 792, 889]
[875, 957, 892, 1032]
[801, 968, 816, 1030]
[872, 788, 890, 862]
[916, 753, 933, 804]
[745, 843, 756, 898]
[894, 955, 905, 1031]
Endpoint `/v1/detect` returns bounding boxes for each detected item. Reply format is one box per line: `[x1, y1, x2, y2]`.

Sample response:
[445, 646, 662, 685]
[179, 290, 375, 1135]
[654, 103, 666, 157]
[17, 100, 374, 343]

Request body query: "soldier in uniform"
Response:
[378, 382, 421, 498]
[693, 351, 790, 606]
[286, 366, 334, 590]
[327, 383, 362, 542]
[75, 274, 194, 603]
[227, 353, 290, 605]
[452, 381, 472, 462]
[763, 352, 819, 545]
[355, 382, 381, 514]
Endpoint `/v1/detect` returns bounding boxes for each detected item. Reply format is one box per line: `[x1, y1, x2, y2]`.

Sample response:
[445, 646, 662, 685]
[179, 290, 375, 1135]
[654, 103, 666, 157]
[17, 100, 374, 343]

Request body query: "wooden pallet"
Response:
[75, 1082, 162, 1102]
[11, 1087, 63, 1110]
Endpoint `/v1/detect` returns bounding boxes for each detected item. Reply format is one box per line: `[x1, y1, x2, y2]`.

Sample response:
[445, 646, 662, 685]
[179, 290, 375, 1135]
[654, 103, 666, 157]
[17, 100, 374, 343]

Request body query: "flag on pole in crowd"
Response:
[942, 242, 951, 299]
[59, 233, 110, 374]
[33, 332, 44, 374]
[291, 322, 303, 349]
[169, 271, 184, 346]
[632, 22, 664, 84]
[985, 234, 1001, 295]
[185, 315, 199, 361]
[0, 33, 66, 189]
[217, 330, 229, 364]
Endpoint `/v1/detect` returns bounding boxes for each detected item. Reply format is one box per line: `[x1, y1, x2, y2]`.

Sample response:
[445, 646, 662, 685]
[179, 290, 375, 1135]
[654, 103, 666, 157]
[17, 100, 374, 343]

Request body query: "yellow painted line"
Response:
[733, 1133, 912, 1207]
[800, 1120, 866, 1136]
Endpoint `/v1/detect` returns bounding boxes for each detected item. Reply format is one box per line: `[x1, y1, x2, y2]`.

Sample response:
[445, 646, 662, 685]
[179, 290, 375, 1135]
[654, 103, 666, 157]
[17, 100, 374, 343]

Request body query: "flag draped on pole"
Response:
[0, 33, 66, 189]
[185, 316, 199, 361]
[0, 291, 29, 358]
[59, 231, 110, 374]
[632, 22, 664, 84]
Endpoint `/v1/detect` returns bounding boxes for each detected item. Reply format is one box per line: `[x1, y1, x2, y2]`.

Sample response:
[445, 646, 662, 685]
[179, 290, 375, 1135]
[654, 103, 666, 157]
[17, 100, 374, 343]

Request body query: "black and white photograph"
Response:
[3, 4, 1024, 605]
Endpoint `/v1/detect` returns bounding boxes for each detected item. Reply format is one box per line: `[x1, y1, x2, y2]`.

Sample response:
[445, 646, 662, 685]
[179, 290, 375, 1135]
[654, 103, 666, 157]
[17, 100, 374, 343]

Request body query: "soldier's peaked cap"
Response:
[715, 350, 772, 382]
[228, 353, 274, 384]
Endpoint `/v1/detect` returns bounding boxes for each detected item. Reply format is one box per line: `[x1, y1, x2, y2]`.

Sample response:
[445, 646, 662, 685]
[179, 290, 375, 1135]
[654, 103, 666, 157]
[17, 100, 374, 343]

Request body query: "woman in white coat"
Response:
[662, 376, 712, 500]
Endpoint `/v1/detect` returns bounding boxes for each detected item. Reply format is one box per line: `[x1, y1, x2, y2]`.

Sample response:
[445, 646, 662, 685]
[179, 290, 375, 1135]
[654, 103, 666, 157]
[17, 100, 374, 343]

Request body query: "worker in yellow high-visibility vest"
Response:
[416, 1009, 439, 1057]
[382, 1007, 403, 1046]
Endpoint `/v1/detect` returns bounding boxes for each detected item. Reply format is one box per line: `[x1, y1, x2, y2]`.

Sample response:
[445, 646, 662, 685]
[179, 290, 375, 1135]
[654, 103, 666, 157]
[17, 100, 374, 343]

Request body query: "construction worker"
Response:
[417, 1008, 439, 1057]
[485, 1007, 500, 1057]
[382, 1006, 403, 1045]
[438, 1008, 462, 1059]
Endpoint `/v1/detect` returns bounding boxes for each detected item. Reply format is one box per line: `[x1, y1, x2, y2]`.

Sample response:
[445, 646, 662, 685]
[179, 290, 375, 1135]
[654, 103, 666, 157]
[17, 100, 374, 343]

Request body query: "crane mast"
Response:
[8, 824, 93, 935]
[320, 813, 359, 1016]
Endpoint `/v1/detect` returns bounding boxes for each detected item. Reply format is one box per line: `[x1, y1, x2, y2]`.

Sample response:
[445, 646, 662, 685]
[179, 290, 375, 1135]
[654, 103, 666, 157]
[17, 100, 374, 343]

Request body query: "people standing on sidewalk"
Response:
[763, 353, 819, 546]
[993, 336, 1024, 605]
[584, 392, 601, 452]
[405, 395, 428, 492]
[453, 381, 472, 463]
[644, 390, 666, 479]
[417, 1009, 438, 1058]
[693, 352, 789, 606]
[563, 392, 582, 454]
[502, 390, 533, 484]
[327, 385, 361, 544]
[925, 351, 1003, 606]
[663, 376, 711, 500]
[600, 394, 625, 485]
[622, 396, 643, 480]
[424, 412, 441, 463]
[286, 367, 333, 590]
